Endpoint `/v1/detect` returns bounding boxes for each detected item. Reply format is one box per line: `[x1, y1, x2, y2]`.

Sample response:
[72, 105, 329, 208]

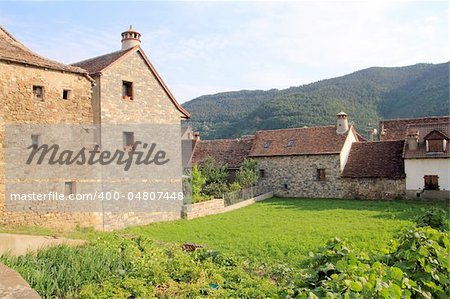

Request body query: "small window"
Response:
[259, 169, 266, 178]
[65, 181, 76, 195]
[283, 183, 289, 190]
[33, 85, 44, 101]
[316, 169, 326, 181]
[122, 81, 133, 100]
[424, 175, 439, 190]
[31, 134, 42, 150]
[62, 89, 71, 100]
[123, 132, 135, 148]
[287, 139, 295, 147]
[263, 141, 272, 149]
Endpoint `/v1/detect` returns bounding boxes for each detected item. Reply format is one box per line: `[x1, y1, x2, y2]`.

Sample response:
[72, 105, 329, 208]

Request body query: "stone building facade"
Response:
[73, 26, 190, 230]
[0, 26, 101, 230]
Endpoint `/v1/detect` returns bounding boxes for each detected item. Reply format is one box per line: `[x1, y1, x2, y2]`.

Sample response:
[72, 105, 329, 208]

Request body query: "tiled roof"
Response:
[72, 46, 190, 119]
[0, 26, 89, 75]
[72, 48, 135, 74]
[192, 136, 254, 169]
[380, 116, 450, 141]
[249, 126, 352, 157]
[403, 122, 450, 159]
[342, 141, 405, 179]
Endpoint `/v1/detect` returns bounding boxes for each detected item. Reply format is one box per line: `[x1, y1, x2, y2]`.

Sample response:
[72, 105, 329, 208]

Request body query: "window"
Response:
[62, 89, 71, 100]
[123, 132, 135, 149]
[427, 140, 444, 152]
[31, 134, 42, 150]
[122, 81, 133, 100]
[283, 183, 289, 190]
[259, 169, 266, 178]
[33, 85, 44, 101]
[287, 139, 295, 147]
[65, 181, 76, 195]
[263, 141, 272, 149]
[424, 175, 439, 190]
[316, 169, 326, 181]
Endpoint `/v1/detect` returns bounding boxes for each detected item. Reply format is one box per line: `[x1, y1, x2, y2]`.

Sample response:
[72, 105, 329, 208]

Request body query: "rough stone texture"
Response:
[102, 212, 181, 231]
[0, 61, 99, 230]
[0, 263, 41, 299]
[256, 155, 347, 198]
[342, 178, 406, 200]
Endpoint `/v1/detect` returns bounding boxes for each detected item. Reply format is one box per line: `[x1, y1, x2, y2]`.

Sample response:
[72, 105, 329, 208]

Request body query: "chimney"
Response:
[407, 131, 419, 151]
[336, 111, 349, 134]
[121, 25, 141, 50]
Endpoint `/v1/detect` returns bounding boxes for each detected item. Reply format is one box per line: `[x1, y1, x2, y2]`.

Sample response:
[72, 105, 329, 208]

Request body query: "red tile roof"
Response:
[249, 126, 353, 157]
[403, 122, 450, 159]
[72, 48, 134, 74]
[0, 27, 89, 76]
[192, 136, 254, 169]
[342, 141, 405, 179]
[380, 116, 450, 141]
[72, 46, 190, 119]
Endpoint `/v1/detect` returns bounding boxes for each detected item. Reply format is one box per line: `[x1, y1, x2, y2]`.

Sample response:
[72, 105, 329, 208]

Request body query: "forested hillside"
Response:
[182, 62, 449, 139]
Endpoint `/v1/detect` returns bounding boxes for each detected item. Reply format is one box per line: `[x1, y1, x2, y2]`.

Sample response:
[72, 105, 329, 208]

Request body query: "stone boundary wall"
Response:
[0, 263, 40, 299]
[342, 178, 406, 200]
[182, 192, 273, 220]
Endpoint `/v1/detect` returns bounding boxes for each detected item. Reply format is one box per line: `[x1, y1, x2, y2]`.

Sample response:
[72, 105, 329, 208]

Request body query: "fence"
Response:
[223, 185, 264, 206]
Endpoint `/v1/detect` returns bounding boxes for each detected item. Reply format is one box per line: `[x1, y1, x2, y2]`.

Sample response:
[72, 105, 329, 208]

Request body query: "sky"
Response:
[0, 1, 448, 103]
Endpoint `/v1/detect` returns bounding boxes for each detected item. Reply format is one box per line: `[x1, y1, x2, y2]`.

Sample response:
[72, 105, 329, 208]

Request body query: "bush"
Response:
[235, 159, 259, 188]
[415, 207, 448, 231]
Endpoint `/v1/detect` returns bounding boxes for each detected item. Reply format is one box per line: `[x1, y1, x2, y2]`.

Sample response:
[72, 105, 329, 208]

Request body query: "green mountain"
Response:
[182, 62, 450, 139]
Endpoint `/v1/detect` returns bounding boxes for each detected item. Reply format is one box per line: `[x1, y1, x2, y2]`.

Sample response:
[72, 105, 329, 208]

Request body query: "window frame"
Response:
[31, 134, 42, 150]
[33, 85, 44, 101]
[122, 81, 133, 101]
[62, 89, 72, 100]
[64, 181, 76, 196]
[316, 168, 326, 181]
[424, 175, 439, 190]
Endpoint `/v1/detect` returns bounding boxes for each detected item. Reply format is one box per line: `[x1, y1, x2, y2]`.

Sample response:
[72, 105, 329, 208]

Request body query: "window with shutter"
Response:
[424, 175, 439, 190]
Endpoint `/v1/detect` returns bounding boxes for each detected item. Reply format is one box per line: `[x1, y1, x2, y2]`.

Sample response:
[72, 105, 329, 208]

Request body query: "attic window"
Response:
[62, 89, 71, 100]
[427, 140, 445, 152]
[65, 181, 76, 195]
[263, 141, 272, 149]
[287, 139, 295, 147]
[33, 85, 44, 101]
[122, 81, 133, 100]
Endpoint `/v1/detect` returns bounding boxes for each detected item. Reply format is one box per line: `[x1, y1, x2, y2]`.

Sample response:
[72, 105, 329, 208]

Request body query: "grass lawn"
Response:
[123, 197, 447, 267]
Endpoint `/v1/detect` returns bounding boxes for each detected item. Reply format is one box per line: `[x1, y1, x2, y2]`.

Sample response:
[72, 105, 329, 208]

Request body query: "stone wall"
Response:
[182, 192, 273, 220]
[256, 155, 347, 198]
[0, 62, 100, 230]
[342, 178, 406, 200]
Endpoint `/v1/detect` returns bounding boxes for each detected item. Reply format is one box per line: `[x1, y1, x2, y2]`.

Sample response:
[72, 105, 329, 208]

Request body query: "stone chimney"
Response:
[121, 25, 141, 50]
[336, 111, 349, 134]
[407, 131, 419, 151]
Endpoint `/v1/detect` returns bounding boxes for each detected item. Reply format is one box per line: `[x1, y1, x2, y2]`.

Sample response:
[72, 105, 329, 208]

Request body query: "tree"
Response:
[191, 164, 206, 197]
[200, 156, 229, 198]
[235, 159, 259, 188]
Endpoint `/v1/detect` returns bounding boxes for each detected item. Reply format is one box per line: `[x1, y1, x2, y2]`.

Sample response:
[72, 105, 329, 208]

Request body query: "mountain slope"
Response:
[182, 62, 449, 139]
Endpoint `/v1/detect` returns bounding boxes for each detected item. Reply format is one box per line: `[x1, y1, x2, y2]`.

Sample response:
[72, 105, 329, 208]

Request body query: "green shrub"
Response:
[191, 164, 206, 198]
[235, 158, 259, 188]
[415, 207, 448, 231]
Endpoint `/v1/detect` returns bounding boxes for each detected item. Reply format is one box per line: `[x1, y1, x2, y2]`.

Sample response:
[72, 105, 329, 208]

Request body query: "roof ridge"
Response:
[255, 125, 335, 134]
[71, 47, 134, 66]
[381, 115, 450, 122]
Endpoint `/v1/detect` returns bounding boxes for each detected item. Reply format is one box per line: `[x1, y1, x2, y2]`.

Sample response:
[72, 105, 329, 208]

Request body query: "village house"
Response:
[0, 26, 99, 229]
[0, 25, 191, 231]
[249, 112, 359, 198]
[403, 122, 449, 200]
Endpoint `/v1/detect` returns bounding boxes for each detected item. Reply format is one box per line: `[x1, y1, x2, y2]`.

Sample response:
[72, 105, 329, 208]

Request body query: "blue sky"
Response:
[0, 1, 448, 103]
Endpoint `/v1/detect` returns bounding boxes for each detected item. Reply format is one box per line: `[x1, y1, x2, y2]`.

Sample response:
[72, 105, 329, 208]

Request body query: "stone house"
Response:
[249, 112, 359, 198]
[341, 141, 406, 199]
[379, 116, 450, 141]
[71, 26, 191, 230]
[403, 121, 449, 200]
[0, 26, 100, 229]
[0, 26, 191, 231]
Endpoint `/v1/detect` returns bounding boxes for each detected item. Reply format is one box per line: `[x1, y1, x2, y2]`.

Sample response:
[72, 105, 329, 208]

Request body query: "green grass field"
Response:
[124, 197, 446, 267]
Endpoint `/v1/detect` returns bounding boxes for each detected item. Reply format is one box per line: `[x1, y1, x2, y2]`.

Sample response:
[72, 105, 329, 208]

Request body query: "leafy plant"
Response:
[415, 207, 448, 231]
[235, 158, 259, 188]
